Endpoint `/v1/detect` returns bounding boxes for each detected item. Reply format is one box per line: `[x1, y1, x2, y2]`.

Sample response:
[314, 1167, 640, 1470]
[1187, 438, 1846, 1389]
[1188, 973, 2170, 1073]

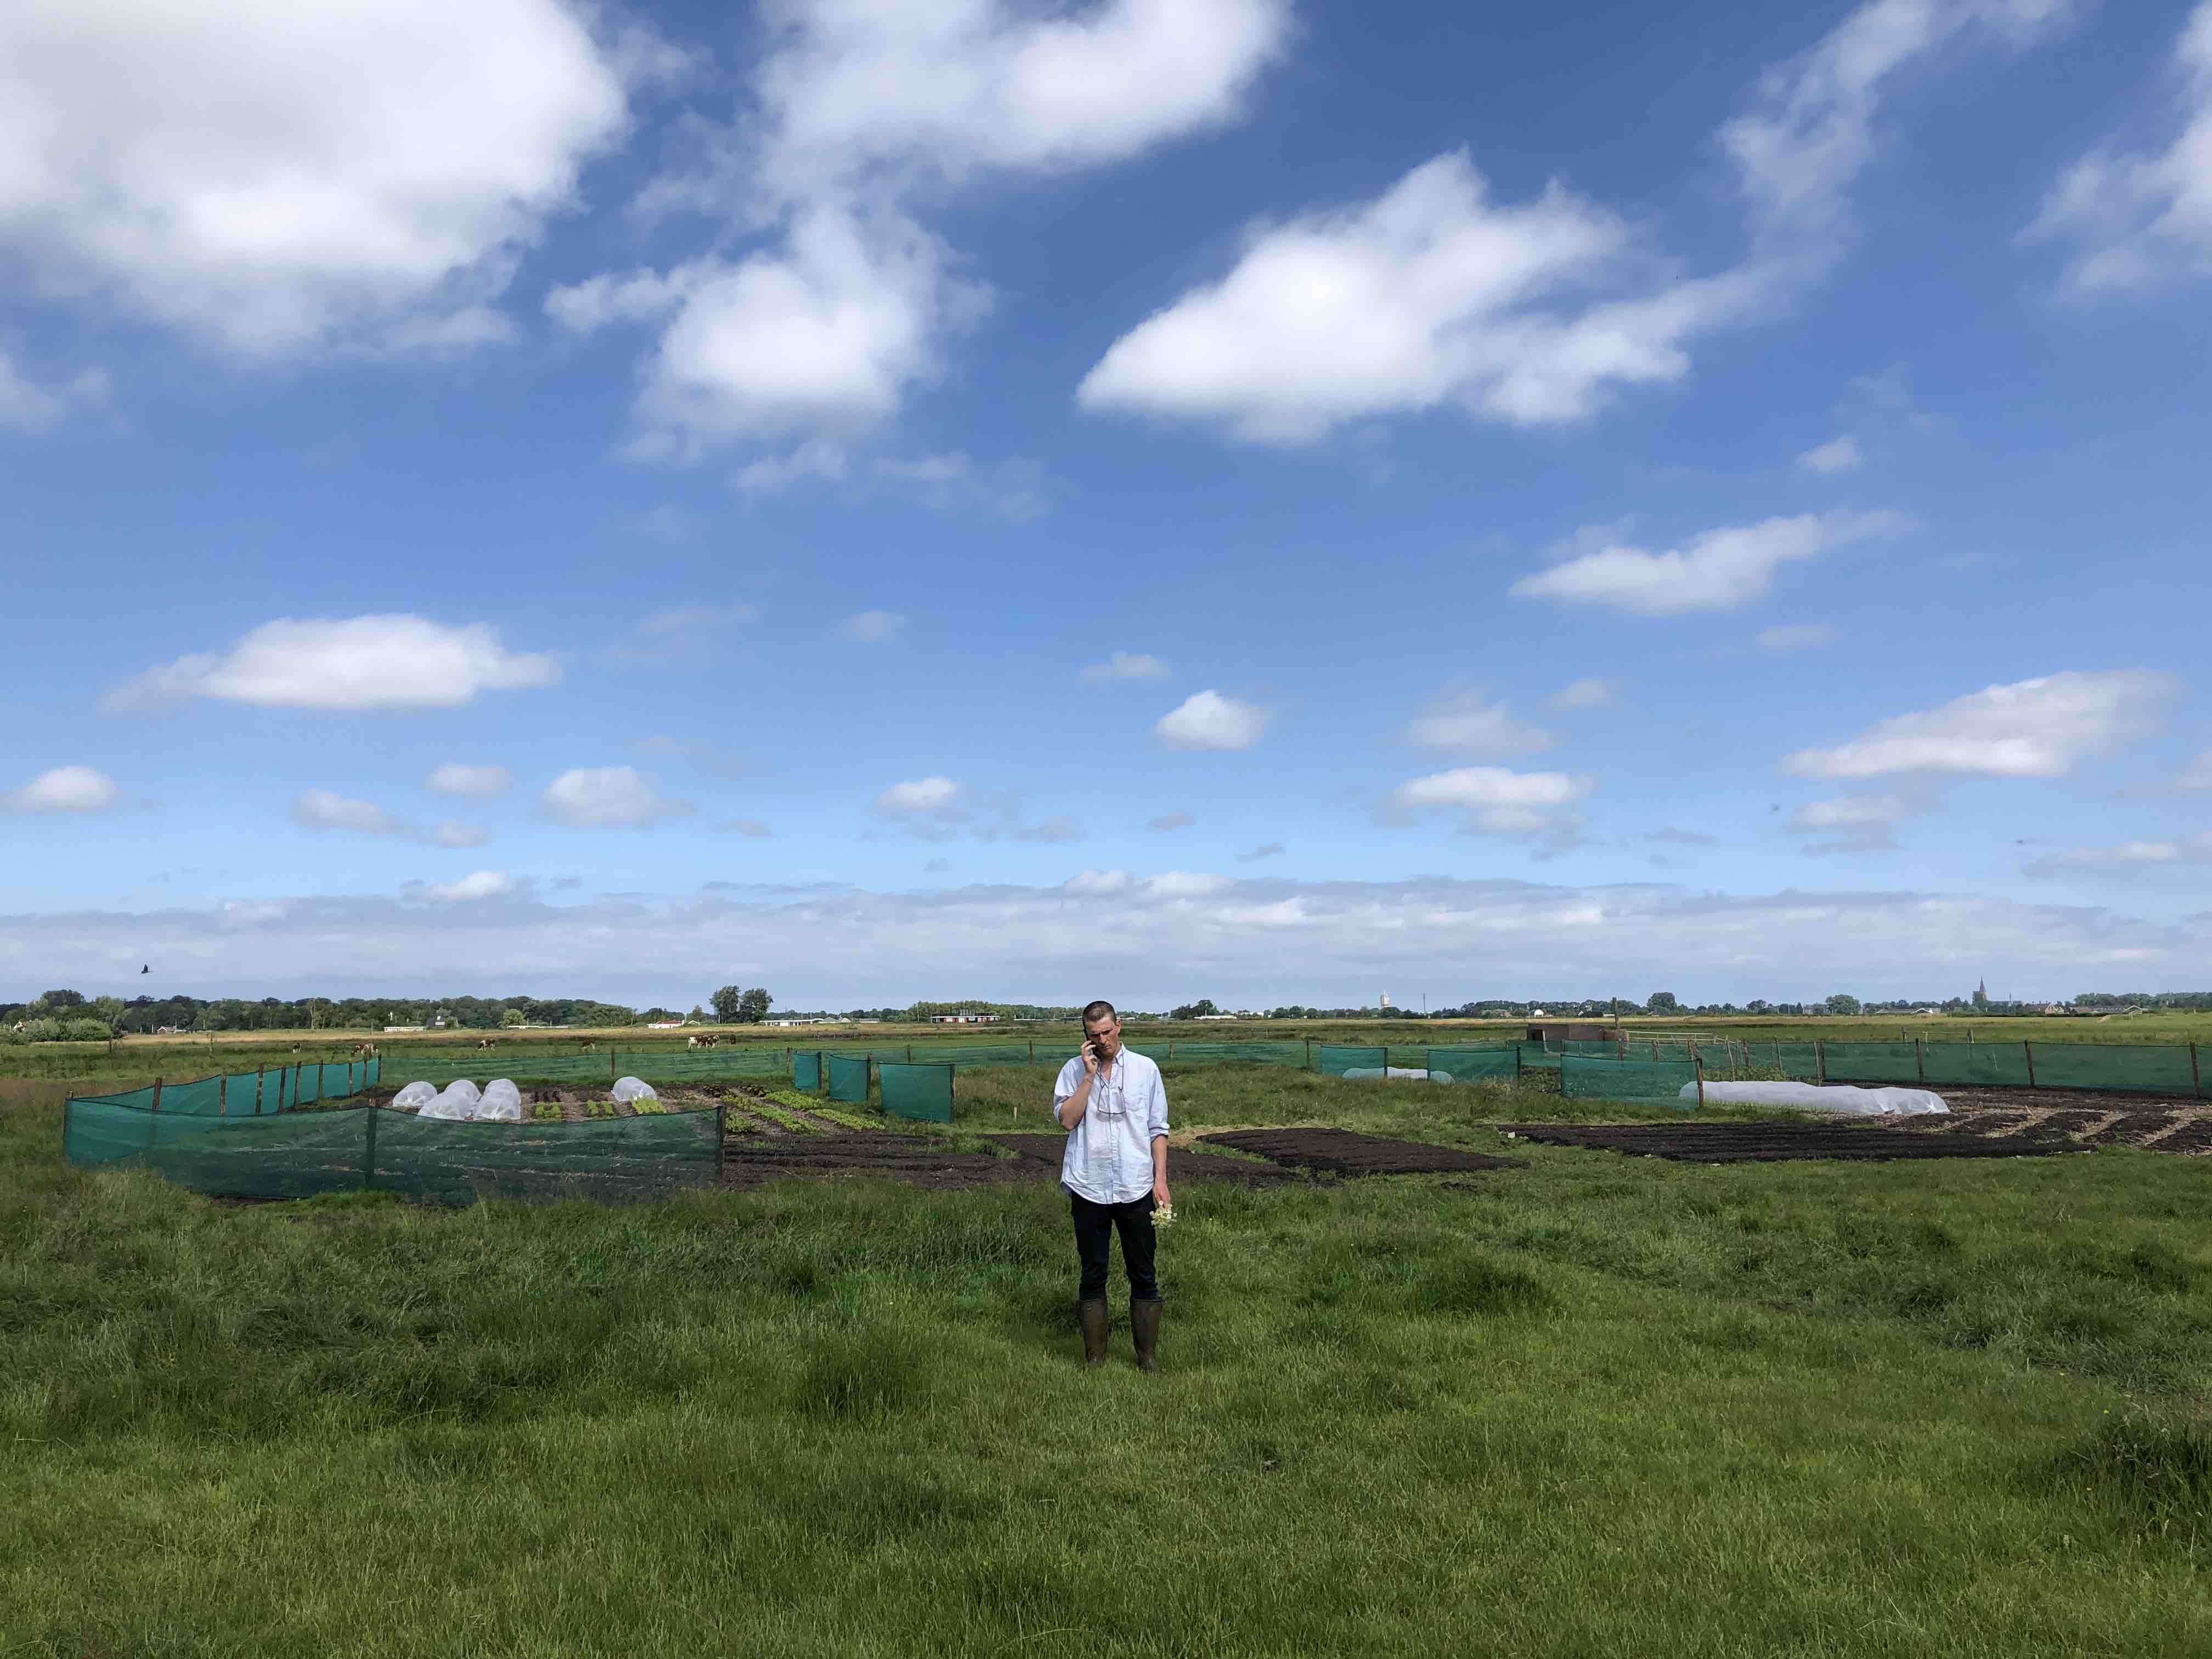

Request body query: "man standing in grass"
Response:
[1054, 1000, 1170, 1371]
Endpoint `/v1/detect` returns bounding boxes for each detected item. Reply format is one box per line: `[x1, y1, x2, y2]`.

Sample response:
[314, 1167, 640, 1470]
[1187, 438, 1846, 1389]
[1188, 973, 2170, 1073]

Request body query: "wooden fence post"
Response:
[255, 1067, 266, 1115]
[218, 1071, 228, 1116]
[1694, 1056, 1705, 1111]
[1915, 1037, 1925, 1084]
[2023, 1041, 2037, 1088]
[1815, 1040, 1826, 1086]
[362, 1094, 380, 1192]
[2192, 1042, 2202, 1101]
[149, 1077, 163, 1149]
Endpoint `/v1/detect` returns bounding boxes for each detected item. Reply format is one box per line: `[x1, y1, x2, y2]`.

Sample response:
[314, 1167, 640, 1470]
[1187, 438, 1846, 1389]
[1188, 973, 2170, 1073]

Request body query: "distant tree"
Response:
[1647, 991, 1679, 1014]
[688, 1005, 707, 1024]
[1824, 994, 1863, 1015]
[500, 1008, 526, 1028]
[710, 985, 744, 1023]
[1170, 998, 1220, 1020]
[38, 989, 86, 1012]
[737, 987, 772, 1023]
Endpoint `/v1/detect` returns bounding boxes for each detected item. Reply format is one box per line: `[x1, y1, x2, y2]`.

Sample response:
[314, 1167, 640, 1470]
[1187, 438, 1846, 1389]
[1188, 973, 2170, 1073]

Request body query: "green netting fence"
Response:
[394, 1048, 782, 1086]
[1316, 1043, 1387, 1076]
[1729, 1039, 2205, 1096]
[66, 1057, 380, 1117]
[880, 1062, 955, 1124]
[1561, 1054, 1701, 1104]
[1424, 1046, 1521, 1083]
[826, 1054, 872, 1104]
[64, 1094, 720, 1204]
[792, 1051, 822, 1091]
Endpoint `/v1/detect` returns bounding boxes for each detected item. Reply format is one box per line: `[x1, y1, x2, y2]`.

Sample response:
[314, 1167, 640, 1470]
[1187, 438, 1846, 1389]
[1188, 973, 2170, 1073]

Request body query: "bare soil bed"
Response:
[1499, 1122, 2088, 1164]
[718, 1132, 1035, 1193]
[985, 1133, 1311, 1186]
[1199, 1128, 1527, 1176]
[1874, 1094, 2212, 1152]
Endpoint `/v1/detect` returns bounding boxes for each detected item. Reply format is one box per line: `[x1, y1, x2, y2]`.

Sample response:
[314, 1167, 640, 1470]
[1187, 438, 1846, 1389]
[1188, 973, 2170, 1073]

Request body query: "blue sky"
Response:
[5, 0, 2211, 1011]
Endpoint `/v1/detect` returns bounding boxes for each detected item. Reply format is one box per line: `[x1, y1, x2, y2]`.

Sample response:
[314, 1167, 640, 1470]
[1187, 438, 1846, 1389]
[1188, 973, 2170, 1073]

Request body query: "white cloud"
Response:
[426, 763, 514, 799]
[291, 791, 411, 837]
[877, 777, 962, 813]
[2179, 749, 2212, 791]
[1156, 690, 1267, 751]
[0, 1, 627, 354]
[732, 439, 854, 498]
[1387, 766, 1592, 838]
[1511, 511, 1904, 617]
[541, 767, 690, 828]
[420, 870, 518, 903]
[717, 818, 774, 838]
[433, 821, 493, 849]
[110, 616, 559, 713]
[1788, 792, 1932, 855]
[1147, 809, 1195, 832]
[1785, 670, 2176, 780]
[1080, 150, 1762, 442]
[2028, 832, 2212, 874]
[1078, 651, 1172, 685]
[837, 608, 908, 643]
[1014, 815, 1085, 844]
[14, 872, 2212, 1004]
[1722, 0, 2070, 237]
[1235, 842, 1286, 862]
[1404, 693, 1550, 757]
[1796, 434, 1864, 474]
[1145, 871, 1231, 898]
[2027, 3, 2212, 292]
[0, 351, 110, 433]
[1063, 869, 1133, 895]
[1548, 678, 1616, 712]
[5, 765, 118, 814]
[580, 0, 1288, 460]
[1757, 623, 1839, 655]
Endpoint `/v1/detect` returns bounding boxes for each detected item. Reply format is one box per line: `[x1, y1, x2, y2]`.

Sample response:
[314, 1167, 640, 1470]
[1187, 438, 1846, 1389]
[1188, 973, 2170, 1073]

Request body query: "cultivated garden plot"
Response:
[1201, 1127, 1529, 1176]
[1499, 1121, 2090, 1164]
[985, 1132, 1311, 1187]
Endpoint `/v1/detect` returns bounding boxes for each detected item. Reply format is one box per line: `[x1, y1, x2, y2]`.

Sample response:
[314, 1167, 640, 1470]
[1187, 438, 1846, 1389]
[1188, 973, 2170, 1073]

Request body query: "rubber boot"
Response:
[1078, 1298, 1110, 1368]
[1131, 1297, 1163, 1373]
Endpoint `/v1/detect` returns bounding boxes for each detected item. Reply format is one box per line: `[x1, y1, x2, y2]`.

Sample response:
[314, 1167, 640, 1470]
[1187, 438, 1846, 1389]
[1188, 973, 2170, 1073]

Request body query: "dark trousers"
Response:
[1070, 1191, 1159, 1301]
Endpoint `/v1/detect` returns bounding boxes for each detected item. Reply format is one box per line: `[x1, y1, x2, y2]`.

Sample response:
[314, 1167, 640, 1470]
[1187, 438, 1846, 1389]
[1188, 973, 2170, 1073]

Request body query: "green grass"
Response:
[4, 1072, 2212, 1654]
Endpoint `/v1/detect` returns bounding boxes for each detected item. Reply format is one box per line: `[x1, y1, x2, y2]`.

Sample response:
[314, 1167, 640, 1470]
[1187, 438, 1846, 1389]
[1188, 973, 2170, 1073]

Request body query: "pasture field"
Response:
[5, 1062, 2211, 1655]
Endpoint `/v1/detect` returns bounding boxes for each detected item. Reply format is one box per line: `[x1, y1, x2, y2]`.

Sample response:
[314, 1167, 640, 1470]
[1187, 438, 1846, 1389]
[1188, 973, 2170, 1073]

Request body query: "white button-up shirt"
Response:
[1052, 1047, 1169, 1204]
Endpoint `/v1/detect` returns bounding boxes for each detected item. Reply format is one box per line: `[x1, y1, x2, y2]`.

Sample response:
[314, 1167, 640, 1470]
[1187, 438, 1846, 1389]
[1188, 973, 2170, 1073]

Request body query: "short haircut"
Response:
[1081, 1000, 1118, 1028]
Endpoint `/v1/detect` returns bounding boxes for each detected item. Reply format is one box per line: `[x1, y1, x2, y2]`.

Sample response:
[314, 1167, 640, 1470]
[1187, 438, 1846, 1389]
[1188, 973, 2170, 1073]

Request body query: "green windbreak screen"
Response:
[1162, 1041, 1307, 1066]
[2023, 1042, 2199, 1095]
[1425, 1047, 1519, 1083]
[65, 1099, 719, 1205]
[1561, 1054, 1698, 1103]
[1316, 1044, 1386, 1076]
[792, 1052, 822, 1090]
[67, 1058, 380, 1118]
[880, 1062, 954, 1124]
[827, 1054, 871, 1103]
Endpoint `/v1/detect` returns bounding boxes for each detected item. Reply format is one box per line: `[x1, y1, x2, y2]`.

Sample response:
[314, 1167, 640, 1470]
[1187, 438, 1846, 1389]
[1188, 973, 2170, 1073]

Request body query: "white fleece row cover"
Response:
[401, 1077, 524, 1121]
[1684, 1080, 1950, 1116]
[1342, 1066, 1448, 1082]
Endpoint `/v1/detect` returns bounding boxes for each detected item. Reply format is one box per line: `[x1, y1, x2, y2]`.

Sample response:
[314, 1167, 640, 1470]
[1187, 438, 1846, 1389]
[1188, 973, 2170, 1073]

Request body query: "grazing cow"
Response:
[477, 1038, 495, 1050]
[687, 1034, 720, 1049]
[579, 1040, 596, 1053]
[350, 1042, 378, 1058]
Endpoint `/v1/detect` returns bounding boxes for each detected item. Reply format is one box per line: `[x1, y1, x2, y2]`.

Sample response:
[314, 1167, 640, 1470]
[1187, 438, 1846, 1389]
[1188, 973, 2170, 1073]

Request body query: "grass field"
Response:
[5, 1063, 2211, 1654]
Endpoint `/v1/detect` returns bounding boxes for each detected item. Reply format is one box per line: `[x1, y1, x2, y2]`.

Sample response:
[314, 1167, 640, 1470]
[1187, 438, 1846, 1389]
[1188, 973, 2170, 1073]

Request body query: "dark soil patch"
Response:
[718, 1133, 1033, 1193]
[1199, 1128, 1527, 1176]
[1499, 1122, 2087, 1164]
[985, 1133, 1308, 1186]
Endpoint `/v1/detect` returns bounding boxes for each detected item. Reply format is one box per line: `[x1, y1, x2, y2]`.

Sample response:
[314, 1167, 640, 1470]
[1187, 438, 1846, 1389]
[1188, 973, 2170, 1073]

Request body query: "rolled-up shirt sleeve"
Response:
[1147, 1064, 1170, 1140]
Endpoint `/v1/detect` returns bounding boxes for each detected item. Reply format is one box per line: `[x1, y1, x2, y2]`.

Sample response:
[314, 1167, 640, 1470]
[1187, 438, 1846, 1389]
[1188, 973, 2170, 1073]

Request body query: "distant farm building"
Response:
[932, 1013, 1001, 1024]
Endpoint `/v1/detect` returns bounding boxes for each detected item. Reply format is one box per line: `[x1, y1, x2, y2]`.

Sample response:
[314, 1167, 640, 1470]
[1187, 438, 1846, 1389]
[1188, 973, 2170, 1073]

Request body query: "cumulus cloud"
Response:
[292, 791, 413, 837]
[836, 608, 907, 642]
[1145, 871, 1231, 898]
[877, 776, 961, 813]
[1512, 511, 1905, 617]
[418, 870, 518, 903]
[874, 777, 1079, 843]
[1147, 809, 1196, 832]
[1548, 678, 1616, 712]
[2027, 2, 2212, 292]
[109, 616, 560, 713]
[1080, 150, 1762, 441]
[426, 763, 514, 798]
[1404, 693, 1551, 757]
[1757, 623, 1838, 655]
[5, 765, 118, 814]
[27, 871, 2199, 1005]
[541, 767, 690, 828]
[1386, 766, 1592, 840]
[1063, 869, 1133, 894]
[433, 821, 493, 849]
[1796, 435, 1864, 474]
[1785, 670, 2176, 780]
[1078, 651, 1172, 685]
[568, 0, 1289, 460]
[0, 1, 628, 354]
[1788, 792, 1935, 855]
[1155, 690, 1267, 751]
[2028, 832, 2212, 875]
[1235, 842, 1285, 862]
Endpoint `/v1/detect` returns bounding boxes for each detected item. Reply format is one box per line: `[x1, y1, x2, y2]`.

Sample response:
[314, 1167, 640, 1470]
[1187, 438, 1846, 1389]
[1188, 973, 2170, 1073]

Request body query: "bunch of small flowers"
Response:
[1154, 1201, 1177, 1228]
